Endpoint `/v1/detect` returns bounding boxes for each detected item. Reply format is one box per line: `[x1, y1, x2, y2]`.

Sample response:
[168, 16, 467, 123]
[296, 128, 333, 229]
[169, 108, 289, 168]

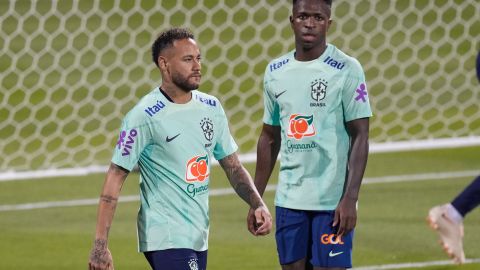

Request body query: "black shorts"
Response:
[144, 248, 207, 270]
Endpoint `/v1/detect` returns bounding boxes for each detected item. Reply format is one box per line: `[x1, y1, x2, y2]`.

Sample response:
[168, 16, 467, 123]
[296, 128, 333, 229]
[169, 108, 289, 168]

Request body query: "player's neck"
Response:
[159, 85, 192, 104]
[295, 43, 327, 61]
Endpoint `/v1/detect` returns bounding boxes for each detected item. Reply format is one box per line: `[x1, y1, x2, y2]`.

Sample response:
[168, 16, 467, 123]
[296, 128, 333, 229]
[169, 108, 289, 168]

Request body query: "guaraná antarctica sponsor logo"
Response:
[185, 154, 210, 197]
[286, 140, 317, 153]
[310, 78, 327, 107]
[116, 128, 137, 156]
[287, 114, 316, 140]
[186, 155, 209, 182]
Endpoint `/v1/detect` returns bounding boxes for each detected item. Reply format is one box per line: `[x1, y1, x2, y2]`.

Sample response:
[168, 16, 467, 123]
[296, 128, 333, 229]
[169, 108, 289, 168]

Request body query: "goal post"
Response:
[1, 0, 479, 177]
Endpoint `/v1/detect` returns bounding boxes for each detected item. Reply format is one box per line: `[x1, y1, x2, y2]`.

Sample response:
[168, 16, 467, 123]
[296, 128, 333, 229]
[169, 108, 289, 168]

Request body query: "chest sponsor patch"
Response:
[287, 114, 316, 140]
[185, 155, 210, 197]
[185, 155, 210, 182]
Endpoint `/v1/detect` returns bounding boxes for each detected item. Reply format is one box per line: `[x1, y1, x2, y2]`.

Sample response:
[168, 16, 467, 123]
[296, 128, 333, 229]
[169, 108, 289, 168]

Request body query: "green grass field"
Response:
[1, 146, 479, 269]
[1, 1, 479, 268]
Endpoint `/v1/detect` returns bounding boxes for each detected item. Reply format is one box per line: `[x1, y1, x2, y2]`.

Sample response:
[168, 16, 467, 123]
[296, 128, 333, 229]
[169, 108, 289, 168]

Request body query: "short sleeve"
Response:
[213, 102, 238, 160]
[111, 112, 152, 171]
[342, 59, 373, 122]
[262, 69, 281, 126]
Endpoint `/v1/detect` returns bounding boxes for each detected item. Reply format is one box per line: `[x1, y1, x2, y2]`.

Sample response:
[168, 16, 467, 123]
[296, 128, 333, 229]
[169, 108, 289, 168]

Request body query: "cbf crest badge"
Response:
[188, 258, 199, 270]
[311, 78, 327, 101]
[200, 117, 214, 142]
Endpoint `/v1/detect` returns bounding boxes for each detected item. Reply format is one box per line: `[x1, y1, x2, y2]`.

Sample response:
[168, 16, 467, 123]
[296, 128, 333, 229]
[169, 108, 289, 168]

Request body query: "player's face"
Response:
[290, 0, 332, 51]
[167, 38, 202, 92]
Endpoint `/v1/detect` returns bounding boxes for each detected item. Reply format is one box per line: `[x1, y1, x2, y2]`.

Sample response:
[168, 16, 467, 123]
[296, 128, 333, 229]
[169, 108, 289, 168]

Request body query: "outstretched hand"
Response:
[247, 205, 272, 236]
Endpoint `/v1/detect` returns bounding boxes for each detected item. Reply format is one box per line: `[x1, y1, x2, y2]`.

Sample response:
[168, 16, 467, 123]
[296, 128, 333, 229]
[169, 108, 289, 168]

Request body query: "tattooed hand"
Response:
[247, 205, 272, 236]
[88, 239, 114, 270]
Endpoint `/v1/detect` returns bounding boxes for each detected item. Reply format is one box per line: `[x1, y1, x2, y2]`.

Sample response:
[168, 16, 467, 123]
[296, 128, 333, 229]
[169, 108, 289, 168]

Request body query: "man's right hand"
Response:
[247, 205, 272, 236]
[88, 239, 114, 270]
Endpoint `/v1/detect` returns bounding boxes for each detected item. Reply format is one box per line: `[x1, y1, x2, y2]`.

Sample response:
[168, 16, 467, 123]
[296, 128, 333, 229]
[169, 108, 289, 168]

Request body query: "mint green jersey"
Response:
[112, 88, 237, 252]
[263, 44, 373, 211]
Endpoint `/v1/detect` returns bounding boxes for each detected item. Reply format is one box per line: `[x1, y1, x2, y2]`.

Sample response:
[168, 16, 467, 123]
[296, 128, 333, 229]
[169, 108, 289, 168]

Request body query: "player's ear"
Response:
[289, 15, 295, 31]
[158, 56, 168, 71]
[327, 19, 333, 32]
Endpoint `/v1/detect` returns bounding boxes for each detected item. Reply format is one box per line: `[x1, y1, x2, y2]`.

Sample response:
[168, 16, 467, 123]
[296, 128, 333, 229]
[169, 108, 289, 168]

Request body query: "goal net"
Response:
[1, 0, 479, 176]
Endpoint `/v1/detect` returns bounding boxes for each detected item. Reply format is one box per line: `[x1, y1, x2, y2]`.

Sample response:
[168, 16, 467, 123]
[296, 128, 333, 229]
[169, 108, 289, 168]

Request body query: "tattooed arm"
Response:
[218, 153, 272, 236]
[88, 163, 129, 270]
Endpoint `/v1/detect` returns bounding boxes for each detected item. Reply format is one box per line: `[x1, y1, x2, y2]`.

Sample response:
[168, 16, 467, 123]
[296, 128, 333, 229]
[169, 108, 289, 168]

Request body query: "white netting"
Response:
[1, 0, 479, 172]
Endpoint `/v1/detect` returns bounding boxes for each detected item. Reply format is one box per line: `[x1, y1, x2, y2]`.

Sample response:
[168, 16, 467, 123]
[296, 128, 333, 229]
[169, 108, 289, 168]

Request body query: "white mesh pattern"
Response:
[1, 0, 479, 172]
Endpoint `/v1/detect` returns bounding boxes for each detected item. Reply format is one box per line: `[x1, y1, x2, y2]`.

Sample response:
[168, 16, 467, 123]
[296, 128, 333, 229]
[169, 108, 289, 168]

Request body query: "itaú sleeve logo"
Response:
[287, 114, 316, 140]
[321, 234, 344, 245]
[185, 155, 210, 182]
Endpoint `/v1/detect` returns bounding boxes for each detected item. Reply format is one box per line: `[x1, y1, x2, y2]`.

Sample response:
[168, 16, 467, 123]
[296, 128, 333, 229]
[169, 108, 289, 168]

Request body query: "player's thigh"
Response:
[144, 248, 207, 270]
[276, 206, 311, 266]
[311, 211, 353, 269]
[281, 257, 308, 270]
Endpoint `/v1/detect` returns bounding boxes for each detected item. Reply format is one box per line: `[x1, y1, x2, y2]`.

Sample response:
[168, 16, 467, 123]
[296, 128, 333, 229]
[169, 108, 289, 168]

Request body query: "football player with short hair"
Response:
[251, 0, 372, 269]
[88, 27, 272, 270]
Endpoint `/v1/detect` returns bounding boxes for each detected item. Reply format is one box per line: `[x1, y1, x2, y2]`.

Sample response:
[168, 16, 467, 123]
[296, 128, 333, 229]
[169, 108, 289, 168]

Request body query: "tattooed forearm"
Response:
[109, 163, 129, 176]
[219, 153, 263, 209]
[219, 153, 243, 182]
[100, 195, 118, 204]
[100, 194, 118, 213]
[234, 181, 263, 209]
[99, 163, 127, 207]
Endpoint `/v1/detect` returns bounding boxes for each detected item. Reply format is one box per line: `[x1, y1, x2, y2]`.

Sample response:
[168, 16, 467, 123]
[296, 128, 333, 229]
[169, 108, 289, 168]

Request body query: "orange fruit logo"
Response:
[287, 114, 315, 140]
[185, 155, 210, 182]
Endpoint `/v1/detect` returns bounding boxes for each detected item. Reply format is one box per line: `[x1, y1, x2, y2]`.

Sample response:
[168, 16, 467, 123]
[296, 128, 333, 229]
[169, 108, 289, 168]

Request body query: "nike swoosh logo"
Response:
[275, 90, 287, 99]
[328, 251, 344, 257]
[166, 133, 180, 142]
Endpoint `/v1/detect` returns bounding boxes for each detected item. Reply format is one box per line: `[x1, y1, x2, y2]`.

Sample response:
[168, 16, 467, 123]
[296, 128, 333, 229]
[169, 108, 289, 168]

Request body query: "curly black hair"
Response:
[151, 27, 194, 67]
[293, 0, 332, 7]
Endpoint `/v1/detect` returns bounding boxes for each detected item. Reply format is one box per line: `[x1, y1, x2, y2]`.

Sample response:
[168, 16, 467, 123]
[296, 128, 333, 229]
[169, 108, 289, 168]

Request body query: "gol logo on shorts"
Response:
[287, 114, 316, 140]
[321, 234, 344, 245]
[185, 155, 210, 182]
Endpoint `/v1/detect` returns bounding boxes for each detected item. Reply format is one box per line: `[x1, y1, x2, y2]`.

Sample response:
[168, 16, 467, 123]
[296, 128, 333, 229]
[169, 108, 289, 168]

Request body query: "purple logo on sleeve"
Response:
[355, 83, 367, 103]
[116, 129, 138, 156]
